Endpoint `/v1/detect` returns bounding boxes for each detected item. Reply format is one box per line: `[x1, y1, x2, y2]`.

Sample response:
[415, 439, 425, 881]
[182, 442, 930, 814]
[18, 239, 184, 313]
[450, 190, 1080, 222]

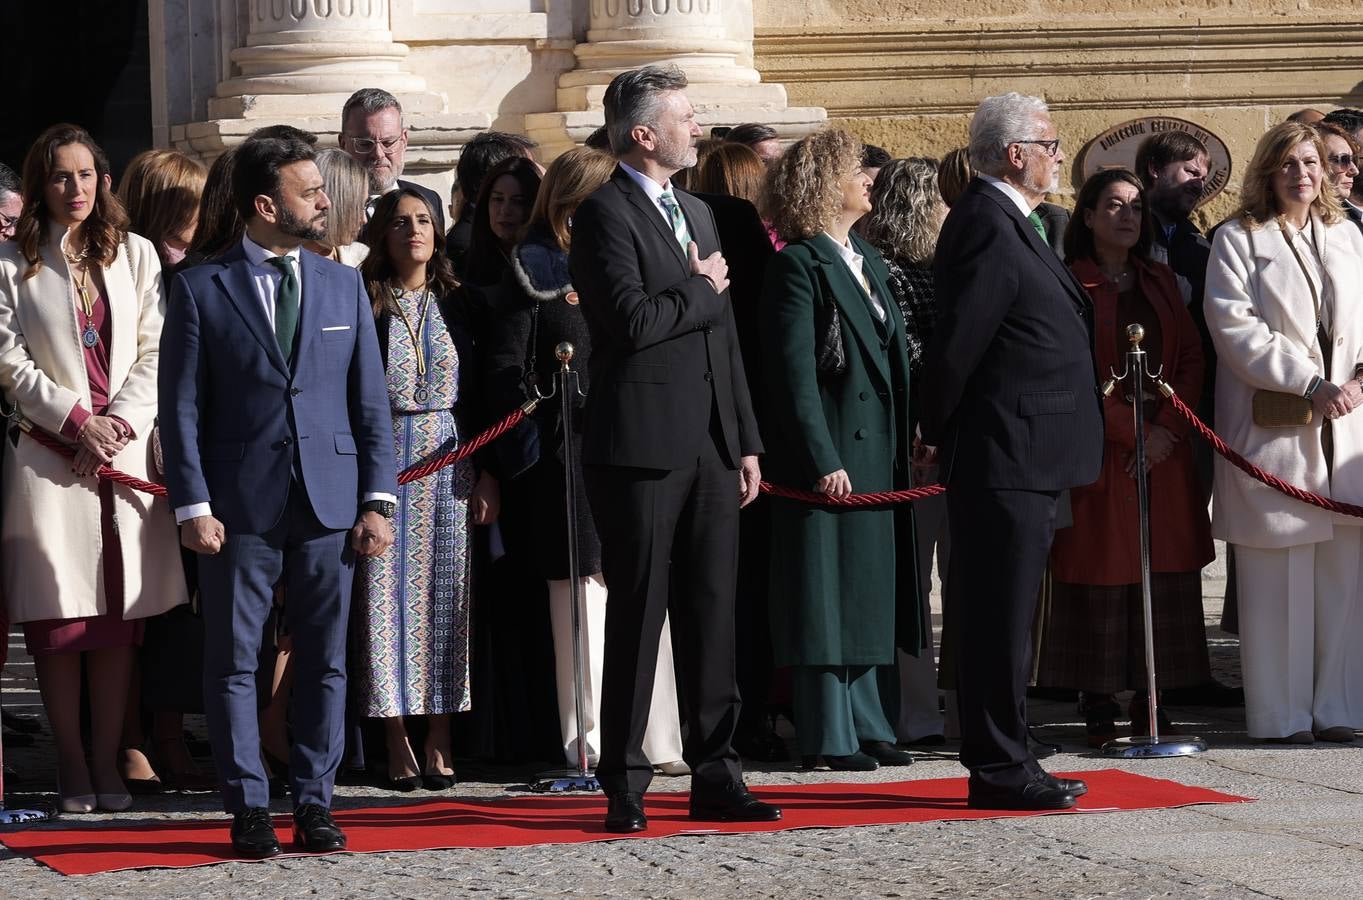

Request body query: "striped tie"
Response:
[658, 190, 692, 249]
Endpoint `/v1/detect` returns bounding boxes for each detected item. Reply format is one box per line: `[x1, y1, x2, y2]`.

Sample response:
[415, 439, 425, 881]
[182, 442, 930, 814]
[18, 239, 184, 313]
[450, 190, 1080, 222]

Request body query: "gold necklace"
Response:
[65, 252, 100, 349]
[390, 284, 432, 403]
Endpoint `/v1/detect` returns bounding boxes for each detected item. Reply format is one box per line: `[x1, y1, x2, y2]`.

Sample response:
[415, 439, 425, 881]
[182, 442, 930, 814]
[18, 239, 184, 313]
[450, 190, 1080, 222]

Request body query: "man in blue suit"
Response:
[159, 137, 398, 859]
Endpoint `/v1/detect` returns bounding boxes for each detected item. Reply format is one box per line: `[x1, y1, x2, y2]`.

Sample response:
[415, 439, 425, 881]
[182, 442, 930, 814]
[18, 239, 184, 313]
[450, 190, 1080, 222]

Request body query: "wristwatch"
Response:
[1304, 376, 1323, 401]
[360, 499, 396, 518]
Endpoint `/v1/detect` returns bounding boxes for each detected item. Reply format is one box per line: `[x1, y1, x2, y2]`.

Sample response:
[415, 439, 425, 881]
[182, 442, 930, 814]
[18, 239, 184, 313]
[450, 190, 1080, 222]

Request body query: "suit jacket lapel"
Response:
[614, 167, 689, 269]
[217, 254, 290, 376]
[808, 234, 891, 390]
[293, 251, 325, 375]
[978, 180, 1091, 311]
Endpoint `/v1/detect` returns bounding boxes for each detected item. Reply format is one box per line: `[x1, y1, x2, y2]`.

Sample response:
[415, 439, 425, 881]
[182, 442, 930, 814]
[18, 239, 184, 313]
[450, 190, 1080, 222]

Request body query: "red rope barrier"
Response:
[1167, 390, 1363, 518]
[759, 480, 945, 507]
[15, 400, 539, 499]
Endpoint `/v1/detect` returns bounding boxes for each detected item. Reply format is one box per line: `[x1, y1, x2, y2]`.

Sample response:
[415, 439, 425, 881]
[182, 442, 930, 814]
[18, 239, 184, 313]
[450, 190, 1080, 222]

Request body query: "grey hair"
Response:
[968, 92, 1050, 176]
[342, 88, 402, 129]
[861, 158, 944, 265]
[313, 148, 370, 250]
[603, 65, 689, 156]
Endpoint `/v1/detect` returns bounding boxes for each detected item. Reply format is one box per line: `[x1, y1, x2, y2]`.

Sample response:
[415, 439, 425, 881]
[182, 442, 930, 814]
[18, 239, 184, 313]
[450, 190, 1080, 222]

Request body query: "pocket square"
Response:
[321, 325, 351, 332]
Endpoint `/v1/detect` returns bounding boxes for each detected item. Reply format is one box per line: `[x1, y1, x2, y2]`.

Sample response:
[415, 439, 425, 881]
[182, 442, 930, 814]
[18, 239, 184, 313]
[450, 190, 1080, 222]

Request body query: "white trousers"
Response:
[547, 574, 684, 767]
[1236, 527, 1363, 738]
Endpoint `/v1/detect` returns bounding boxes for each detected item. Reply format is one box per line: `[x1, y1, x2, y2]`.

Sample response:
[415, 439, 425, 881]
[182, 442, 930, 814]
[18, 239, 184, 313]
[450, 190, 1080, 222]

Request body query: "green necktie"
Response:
[1027, 210, 1048, 243]
[266, 256, 300, 361]
[658, 190, 692, 249]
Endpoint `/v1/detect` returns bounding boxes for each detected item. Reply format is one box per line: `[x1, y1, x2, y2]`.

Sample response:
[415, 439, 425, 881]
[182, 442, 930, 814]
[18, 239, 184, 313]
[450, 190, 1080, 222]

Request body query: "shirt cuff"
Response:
[174, 502, 213, 524]
[362, 492, 398, 506]
[61, 404, 92, 440]
[107, 415, 135, 440]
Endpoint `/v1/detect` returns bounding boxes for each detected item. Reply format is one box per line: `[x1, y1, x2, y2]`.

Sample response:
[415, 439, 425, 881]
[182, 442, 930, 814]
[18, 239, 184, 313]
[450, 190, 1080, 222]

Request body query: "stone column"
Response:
[168, 0, 486, 196]
[208, 0, 438, 119]
[527, 0, 824, 158]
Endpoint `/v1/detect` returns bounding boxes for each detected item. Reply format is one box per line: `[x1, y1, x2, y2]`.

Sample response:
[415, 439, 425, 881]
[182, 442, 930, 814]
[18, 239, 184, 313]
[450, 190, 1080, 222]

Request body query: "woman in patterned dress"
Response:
[358, 189, 499, 790]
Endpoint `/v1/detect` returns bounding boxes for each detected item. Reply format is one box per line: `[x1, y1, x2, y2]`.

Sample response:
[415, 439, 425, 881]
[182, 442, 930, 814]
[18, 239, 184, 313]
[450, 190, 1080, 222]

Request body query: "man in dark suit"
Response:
[339, 87, 445, 231]
[920, 92, 1103, 810]
[159, 137, 399, 858]
[568, 65, 780, 833]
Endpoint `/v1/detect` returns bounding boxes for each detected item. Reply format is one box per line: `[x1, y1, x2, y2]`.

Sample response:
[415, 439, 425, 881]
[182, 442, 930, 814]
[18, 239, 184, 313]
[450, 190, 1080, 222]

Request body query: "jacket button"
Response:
[279, 437, 293, 448]
[854, 428, 866, 439]
[290, 388, 301, 396]
[704, 372, 713, 382]
[704, 327, 713, 335]
[859, 391, 870, 401]
[1338, 337, 1345, 347]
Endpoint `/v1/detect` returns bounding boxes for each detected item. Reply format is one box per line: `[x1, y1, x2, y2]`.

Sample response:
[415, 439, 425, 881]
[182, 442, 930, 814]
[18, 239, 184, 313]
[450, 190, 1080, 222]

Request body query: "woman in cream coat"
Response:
[0, 125, 185, 812]
[1206, 120, 1363, 743]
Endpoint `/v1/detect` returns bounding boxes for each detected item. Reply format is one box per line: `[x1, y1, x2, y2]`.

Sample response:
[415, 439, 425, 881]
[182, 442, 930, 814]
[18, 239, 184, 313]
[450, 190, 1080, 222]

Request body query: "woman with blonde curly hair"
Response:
[758, 128, 920, 770]
[1205, 120, 1363, 743]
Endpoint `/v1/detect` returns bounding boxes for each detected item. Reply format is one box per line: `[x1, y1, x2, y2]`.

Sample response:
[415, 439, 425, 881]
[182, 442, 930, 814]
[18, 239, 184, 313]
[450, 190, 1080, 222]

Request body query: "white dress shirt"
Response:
[619, 161, 682, 231]
[978, 173, 1037, 218]
[174, 236, 395, 524]
[824, 232, 886, 321]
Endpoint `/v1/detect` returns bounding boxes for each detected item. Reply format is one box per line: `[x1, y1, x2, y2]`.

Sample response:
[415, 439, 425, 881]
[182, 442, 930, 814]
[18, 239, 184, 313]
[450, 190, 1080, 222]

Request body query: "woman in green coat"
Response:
[759, 129, 920, 771]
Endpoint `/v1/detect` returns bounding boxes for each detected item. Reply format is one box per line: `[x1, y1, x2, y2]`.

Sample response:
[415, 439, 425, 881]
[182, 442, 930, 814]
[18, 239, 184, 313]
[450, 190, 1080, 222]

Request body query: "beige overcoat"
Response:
[1206, 215, 1363, 549]
[0, 223, 186, 623]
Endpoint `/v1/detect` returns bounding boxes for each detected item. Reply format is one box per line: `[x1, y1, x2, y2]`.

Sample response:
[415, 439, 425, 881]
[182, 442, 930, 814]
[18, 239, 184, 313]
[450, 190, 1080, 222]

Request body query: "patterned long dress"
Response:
[356, 287, 475, 717]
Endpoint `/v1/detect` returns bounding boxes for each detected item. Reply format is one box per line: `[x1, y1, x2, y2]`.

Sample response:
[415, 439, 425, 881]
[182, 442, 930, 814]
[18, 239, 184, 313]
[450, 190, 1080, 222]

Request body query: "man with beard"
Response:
[339, 88, 445, 231]
[159, 137, 398, 859]
[568, 64, 778, 833]
[920, 92, 1103, 810]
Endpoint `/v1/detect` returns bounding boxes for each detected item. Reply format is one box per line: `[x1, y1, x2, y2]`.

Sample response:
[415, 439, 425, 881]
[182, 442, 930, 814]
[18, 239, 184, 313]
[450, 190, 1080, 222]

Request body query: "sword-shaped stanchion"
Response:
[529, 343, 601, 792]
[1099, 323, 1207, 759]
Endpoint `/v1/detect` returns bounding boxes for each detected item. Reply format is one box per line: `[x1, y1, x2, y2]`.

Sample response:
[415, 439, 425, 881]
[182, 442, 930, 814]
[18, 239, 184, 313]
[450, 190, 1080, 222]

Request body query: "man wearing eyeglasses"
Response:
[0, 162, 20, 242]
[339, 88, 445, 232]
[920, 92, 1103, 812]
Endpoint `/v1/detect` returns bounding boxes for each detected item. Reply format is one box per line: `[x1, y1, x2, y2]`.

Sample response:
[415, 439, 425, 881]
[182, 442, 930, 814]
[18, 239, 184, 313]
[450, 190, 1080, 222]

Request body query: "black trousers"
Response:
[586, 433, 744, 797]
[947, 483, 1059, 792]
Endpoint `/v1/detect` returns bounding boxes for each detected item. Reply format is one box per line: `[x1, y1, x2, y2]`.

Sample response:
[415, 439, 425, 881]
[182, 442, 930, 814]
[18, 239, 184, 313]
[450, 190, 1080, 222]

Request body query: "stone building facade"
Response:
[150, 0, 1363, 214]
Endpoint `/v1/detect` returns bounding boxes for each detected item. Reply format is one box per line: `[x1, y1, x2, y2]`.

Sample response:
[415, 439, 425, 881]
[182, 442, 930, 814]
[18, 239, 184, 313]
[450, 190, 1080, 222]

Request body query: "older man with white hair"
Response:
[920, 92, 1104, 810]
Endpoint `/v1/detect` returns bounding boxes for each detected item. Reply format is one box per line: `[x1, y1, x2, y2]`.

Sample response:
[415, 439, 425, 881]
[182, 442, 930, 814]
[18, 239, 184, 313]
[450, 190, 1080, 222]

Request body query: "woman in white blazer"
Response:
[0, 125, 186, 812]
[1206, 120, 1363, 743]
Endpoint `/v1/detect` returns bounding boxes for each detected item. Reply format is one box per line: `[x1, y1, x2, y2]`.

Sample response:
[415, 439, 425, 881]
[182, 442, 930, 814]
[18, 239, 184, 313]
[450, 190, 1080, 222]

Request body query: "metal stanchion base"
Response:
[1101, 735, 1207, 758]
[528, 769, 601, 793]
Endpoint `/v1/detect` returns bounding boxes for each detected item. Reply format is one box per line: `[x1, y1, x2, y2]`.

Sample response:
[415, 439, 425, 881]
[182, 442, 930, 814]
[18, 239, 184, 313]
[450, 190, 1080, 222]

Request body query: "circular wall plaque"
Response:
[1077, 116, 1232, 207]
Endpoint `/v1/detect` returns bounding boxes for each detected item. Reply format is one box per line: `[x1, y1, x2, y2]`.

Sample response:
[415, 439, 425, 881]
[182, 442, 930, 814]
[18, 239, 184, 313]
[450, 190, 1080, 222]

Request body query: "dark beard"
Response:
[277, 205, 327, 242]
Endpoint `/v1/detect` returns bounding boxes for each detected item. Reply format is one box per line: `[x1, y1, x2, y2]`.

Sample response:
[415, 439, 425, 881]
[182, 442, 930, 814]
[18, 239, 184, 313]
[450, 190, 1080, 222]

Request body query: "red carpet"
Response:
[0, 769, 1249, 877]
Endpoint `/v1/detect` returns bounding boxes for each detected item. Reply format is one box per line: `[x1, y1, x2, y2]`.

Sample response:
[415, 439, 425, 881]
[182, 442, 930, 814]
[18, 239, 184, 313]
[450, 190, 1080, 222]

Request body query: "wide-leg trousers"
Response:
[1236, 528, 1363, 738]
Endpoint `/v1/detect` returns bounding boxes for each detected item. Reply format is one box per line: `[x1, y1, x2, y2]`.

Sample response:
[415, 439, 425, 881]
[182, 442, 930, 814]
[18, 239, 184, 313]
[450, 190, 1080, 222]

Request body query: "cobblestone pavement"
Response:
[0, 548, 1355, 898]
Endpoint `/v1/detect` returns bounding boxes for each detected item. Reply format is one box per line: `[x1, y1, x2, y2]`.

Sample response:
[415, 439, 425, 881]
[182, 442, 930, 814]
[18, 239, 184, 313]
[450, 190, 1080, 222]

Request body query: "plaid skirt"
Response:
[1034, 572, 1211, 694]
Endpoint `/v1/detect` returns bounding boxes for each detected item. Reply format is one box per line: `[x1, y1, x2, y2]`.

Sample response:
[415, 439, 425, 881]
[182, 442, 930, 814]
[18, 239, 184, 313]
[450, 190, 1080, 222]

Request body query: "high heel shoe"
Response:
[388, 773, 422, 792]
[97, 791, 133, 812]
[421, 771, 455, 791]
[58, 792, 96, 814]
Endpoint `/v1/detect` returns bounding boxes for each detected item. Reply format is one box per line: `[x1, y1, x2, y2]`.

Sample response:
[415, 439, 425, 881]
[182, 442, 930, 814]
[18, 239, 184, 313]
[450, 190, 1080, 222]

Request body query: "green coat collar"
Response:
[800, 232, 901, 390]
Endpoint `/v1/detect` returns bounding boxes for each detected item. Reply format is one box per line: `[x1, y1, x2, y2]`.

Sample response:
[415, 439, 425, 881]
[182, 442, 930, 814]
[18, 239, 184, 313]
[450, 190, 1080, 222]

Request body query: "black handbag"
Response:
[813, 266, 847, 375]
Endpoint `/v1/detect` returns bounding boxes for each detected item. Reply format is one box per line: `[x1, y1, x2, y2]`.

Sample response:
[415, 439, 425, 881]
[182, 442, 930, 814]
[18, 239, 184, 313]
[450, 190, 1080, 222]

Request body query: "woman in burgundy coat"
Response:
[1037, 168, 1215, 746]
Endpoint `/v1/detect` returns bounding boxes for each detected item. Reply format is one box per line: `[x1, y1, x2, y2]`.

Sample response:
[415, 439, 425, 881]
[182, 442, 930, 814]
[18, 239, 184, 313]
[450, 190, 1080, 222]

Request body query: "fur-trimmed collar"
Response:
[511, 232, 573, 303]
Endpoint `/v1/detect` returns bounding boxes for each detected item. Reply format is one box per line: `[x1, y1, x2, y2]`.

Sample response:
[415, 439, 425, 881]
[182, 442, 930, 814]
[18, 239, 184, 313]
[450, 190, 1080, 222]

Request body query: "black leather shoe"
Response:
[967, 780, 1077, 811]
[801, 751, 879, 771]
[860, 741, 915, 766]
[1039, 773, 1088, 797]
[689, 782, 782, 822]
[604, 792, 647, 833]
[293, 803, 347, 852]
[230, 807, 281, 859]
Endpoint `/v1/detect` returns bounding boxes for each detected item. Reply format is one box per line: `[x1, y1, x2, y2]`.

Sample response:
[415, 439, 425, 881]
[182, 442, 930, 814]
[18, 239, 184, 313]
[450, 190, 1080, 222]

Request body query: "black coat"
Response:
[485, 230, 601, 579]
[568, 167, 762, 470]
[692, 191, 774, 420]
[921, 178, 1103, 490]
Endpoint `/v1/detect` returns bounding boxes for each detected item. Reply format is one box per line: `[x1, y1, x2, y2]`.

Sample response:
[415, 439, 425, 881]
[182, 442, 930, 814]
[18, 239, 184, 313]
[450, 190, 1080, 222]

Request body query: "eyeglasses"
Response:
[344, 136, 404, 155]
[0, 213, 16, 233]
[1014, 137, 1063, 157]
[1328, 153, 1357, 168]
